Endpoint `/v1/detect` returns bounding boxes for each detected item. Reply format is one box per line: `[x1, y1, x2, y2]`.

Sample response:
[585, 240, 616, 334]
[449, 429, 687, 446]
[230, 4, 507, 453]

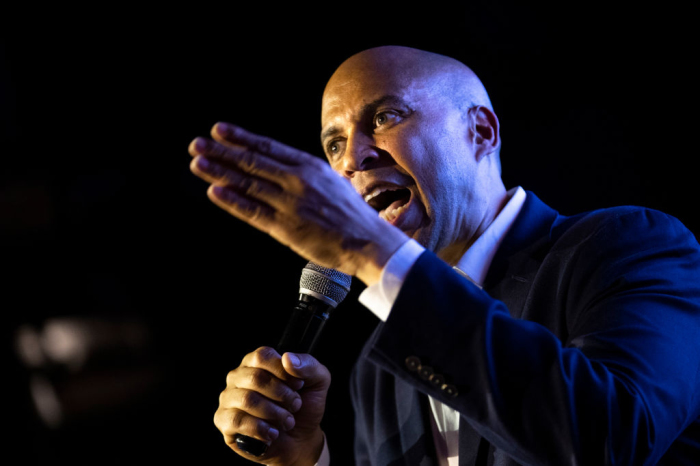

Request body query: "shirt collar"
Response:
[454, 186, 526, 286]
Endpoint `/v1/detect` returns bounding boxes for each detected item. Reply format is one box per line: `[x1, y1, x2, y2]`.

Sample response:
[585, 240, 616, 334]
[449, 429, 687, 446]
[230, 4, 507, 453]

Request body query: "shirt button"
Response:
[405, 356, 421, 372]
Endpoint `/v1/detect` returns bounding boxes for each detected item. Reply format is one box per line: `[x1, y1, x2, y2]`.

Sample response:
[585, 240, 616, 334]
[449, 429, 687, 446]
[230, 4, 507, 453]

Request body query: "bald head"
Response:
[324, 46, 493, 116]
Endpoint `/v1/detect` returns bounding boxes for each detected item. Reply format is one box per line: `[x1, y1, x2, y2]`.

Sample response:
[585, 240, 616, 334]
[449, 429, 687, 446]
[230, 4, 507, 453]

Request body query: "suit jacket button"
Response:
[405, 356, 421, 371]
[441, 384, 458, 397]
[418, 365, 434, 380]
[428, 373, 445, 387]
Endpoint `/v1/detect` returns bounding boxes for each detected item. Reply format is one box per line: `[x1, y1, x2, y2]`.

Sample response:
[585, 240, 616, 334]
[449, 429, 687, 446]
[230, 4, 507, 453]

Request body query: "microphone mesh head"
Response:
[299, 262, 352, 307]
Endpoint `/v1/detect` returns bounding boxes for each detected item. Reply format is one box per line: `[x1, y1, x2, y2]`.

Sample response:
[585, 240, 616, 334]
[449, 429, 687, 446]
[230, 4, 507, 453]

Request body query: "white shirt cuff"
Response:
[314, 431, 331, 466]
[358, 239, 425, 322]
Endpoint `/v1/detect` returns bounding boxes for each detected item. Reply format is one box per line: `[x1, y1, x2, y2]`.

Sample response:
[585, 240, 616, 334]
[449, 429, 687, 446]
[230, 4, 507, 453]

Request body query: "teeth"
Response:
[364, 186, 400, 203]
[379, 202, 408, 222]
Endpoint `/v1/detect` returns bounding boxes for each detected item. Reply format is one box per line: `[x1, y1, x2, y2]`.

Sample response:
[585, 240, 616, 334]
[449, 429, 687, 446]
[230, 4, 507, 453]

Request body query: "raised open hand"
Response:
[189, 122, 407, 285]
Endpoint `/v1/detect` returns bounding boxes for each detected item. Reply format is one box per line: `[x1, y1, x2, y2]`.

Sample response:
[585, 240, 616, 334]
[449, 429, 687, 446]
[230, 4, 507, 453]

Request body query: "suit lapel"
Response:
[483, 191, 560, 319]
[456, 192, 561, 465]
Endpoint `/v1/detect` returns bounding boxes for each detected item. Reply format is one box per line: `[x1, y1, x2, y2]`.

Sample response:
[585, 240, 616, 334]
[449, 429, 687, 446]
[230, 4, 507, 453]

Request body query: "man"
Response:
[190, 46, 700, 465]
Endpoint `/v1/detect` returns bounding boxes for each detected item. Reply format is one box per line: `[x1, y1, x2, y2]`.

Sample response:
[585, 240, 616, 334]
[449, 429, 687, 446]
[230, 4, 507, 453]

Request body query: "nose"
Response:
[340, 131, 379, 178]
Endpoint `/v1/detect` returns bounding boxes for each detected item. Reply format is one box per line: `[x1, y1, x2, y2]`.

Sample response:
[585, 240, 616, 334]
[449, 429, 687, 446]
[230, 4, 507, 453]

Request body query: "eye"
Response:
[326, 139, 344, 158]
[373, 111, 399, 129]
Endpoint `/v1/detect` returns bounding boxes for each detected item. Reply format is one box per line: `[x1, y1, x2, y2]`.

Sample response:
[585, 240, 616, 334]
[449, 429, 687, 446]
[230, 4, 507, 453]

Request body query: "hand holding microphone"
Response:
[213, 262, 351, 464]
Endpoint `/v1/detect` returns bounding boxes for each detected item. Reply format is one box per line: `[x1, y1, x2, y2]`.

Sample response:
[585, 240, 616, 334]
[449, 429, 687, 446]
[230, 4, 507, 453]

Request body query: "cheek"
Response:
[378, 136, 436, 194]
[402, 138, 455, 188]
[379, 132, 432, 174]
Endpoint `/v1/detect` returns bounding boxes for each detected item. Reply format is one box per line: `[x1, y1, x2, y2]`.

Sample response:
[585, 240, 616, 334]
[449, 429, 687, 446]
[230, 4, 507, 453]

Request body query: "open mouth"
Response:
[364, 186, 412, 222]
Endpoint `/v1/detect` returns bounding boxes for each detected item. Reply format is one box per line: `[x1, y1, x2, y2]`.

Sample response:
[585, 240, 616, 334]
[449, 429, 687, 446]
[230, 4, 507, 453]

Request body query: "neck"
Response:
[436, 183, 509, 266]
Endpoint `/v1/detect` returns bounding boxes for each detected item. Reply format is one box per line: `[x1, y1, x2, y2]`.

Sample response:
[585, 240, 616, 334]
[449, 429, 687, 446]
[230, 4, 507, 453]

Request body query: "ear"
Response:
[468, 106, 500, 161]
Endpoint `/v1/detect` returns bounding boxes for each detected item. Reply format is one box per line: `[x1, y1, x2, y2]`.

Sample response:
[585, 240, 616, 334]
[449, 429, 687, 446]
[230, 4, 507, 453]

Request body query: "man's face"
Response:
[321, 65, 483, 254]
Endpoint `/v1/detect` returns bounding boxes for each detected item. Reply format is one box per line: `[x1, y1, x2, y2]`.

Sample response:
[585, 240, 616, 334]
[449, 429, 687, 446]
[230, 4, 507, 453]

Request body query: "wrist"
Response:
[355, 224, 409, 287]
[292, 428, 325, 466]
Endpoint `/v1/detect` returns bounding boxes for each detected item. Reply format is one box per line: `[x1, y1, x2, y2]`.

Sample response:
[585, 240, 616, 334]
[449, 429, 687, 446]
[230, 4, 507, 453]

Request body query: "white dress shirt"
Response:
[316, 187, 526, 466]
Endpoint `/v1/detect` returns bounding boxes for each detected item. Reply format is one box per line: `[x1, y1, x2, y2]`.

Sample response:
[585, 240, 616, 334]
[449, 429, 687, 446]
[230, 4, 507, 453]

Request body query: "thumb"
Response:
[282, 353, 331, 391]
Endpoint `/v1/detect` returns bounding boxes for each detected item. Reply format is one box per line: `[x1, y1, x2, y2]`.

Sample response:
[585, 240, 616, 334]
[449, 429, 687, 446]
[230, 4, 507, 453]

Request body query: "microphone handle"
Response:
[234, 295, 332, 457]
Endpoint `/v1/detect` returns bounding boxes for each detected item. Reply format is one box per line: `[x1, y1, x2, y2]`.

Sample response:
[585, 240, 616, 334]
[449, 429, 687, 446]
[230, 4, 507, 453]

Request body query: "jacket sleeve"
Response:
[362, 208, 700, 465]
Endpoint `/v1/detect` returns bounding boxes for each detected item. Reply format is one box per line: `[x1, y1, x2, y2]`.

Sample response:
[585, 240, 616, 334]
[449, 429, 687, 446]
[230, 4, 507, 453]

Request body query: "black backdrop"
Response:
[3, 2, 696, 465]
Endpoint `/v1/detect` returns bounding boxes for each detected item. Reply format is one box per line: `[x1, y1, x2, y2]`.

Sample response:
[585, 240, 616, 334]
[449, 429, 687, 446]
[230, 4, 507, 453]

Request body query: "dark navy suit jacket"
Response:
[350, 192, 700, 465]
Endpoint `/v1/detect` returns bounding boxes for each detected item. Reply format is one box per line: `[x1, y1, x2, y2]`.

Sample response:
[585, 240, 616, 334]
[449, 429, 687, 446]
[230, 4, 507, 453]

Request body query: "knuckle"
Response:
[284, 175, 305, 195]
[253, 137, 273, 155]
[250, 351, 265, 367]
[252, 346, 277, 365]
[247, 367, 272, 388]
[248, 205, 268, 224]
[241, 350, 255, 365]
[230, 409, 247, 430]
[208, 160, 224, 178]
[221, 168, 240, 187]
[283, 390, 299, 408]
[239, 148, 257, 171]
[240, 389, 262, 410]
[243, 179, 258, 197]
[212, 141, 228, 158]
[223, 123, 239, 139]
[225, 369, 239, 387]
[247, 419, 271, 441]
[222, 408, 270, 441]
[215, 408, 239, 436]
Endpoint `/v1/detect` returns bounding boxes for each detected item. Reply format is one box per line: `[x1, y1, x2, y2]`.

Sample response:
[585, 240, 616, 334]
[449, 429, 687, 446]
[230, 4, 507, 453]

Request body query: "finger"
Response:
[281, 353, 331, 391]
[222, 388, 297, 432]
[240, 347, 305, 390]
[190, 156, 286, 201]
[215, 407, 279, 444]
[189, 136, 290, 184]
[207, 185, 277, 234]
[212, 121, 315, 167]
[224, 367, 302, 414]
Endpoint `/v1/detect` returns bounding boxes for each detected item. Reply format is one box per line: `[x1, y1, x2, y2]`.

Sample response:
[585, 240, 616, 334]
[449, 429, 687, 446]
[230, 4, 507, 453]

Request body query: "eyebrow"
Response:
[320, 94, 407, 144]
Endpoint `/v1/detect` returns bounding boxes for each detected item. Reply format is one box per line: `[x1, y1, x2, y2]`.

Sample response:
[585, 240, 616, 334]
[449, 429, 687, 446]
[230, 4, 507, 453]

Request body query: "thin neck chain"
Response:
[452, 266, 482, 289]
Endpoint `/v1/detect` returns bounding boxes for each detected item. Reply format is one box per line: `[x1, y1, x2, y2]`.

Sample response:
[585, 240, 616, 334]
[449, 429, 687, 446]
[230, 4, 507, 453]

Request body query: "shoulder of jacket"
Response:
[552, 205, 688, 244]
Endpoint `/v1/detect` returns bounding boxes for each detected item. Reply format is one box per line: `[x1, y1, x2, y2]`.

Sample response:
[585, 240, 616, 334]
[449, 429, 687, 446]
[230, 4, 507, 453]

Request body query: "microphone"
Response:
[234, 261, 351, 457]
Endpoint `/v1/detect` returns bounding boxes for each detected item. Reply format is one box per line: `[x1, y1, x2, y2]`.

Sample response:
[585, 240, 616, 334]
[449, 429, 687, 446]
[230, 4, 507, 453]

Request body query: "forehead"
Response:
[324, 71, 398, 111]
[322, 68, 433, 127]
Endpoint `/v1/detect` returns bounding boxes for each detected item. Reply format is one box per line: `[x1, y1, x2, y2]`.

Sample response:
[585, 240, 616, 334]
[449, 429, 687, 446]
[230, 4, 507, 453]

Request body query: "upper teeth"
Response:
[364, 186, 401, 203]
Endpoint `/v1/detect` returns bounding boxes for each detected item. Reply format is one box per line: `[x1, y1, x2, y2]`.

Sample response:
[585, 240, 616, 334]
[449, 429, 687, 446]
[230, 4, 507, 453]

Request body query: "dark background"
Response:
[2, 2, 696, 464]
